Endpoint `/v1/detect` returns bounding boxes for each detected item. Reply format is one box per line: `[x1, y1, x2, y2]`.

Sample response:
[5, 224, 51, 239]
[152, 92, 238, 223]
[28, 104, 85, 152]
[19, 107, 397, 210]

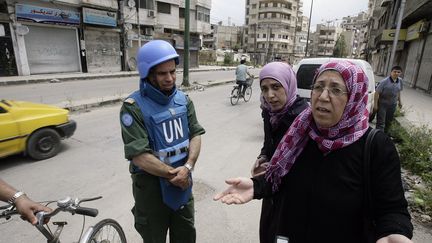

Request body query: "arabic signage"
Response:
[15, 4, 80, 26]
[83, 8, 117, 27]
[406, 20, 425, 41]
[381, 29, 407, 41]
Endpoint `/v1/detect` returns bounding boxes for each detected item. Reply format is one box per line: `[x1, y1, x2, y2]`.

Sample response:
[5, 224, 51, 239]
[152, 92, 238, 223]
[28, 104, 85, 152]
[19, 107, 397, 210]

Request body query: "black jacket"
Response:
[258, 97, 308, 243]
[253, 128, 413, 243]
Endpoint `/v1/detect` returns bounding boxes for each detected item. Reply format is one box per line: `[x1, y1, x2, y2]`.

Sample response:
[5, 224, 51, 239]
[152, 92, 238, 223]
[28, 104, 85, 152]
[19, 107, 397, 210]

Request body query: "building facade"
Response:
[311, 22, 342, 57]
[366, 0, 432, 93]
[1, 0, 211, 76]
[121, 0, 211, 70]
[340, 11, 368, 58]
[244, 0, 304, 65]
[202, 23, 243, 51]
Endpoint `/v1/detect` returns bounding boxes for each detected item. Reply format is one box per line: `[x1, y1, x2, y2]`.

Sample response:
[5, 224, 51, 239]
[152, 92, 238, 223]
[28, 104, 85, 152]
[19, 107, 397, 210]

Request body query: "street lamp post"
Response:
[305, 0, 313, 57]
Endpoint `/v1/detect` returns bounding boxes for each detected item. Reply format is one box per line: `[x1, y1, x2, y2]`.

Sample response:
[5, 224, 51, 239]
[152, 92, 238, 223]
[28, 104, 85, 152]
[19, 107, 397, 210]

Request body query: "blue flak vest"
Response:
[129, 81, 191, 211]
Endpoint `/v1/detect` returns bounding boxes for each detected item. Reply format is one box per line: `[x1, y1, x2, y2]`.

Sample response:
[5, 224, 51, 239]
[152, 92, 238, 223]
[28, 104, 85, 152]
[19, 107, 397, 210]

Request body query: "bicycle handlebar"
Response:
[35, 196, 102, 225]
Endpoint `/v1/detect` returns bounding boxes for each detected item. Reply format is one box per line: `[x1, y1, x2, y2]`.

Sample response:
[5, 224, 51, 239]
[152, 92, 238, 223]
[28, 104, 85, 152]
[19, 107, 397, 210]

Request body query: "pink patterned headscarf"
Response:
[265, 60, 370, 191]
[260, 62, 298, 127]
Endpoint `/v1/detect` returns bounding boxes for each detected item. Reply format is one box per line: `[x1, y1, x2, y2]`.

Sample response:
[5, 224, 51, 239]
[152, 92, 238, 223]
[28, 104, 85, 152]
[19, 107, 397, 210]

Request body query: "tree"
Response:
[223, 53, 233, 65]
[333, 35, 348, 57]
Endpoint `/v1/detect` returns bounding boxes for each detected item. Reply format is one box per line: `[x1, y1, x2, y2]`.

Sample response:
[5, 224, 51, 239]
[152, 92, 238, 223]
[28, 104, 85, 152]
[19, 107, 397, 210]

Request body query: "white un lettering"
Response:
[162, 118, 184, 143]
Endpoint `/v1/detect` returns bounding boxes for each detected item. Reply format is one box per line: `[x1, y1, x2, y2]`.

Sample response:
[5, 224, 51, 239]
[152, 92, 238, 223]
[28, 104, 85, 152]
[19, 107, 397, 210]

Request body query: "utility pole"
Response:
[305, 0, 313, 57]
[136, 0, 141, 47]
[387, 0, 406, 74]
[182, 0, 190, 86]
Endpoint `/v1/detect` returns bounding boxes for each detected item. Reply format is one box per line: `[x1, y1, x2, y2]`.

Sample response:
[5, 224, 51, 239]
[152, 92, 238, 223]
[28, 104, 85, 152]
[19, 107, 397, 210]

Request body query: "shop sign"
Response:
[406, 20, 425, 41]
[381, 29, 407, 41]
[15, 4, 80, 26]
[83, 7, 117, 27]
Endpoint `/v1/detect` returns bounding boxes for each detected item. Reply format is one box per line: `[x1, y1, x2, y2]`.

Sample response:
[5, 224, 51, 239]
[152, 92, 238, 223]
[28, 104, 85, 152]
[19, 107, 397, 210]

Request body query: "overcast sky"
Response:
[211, 0, 369, 29]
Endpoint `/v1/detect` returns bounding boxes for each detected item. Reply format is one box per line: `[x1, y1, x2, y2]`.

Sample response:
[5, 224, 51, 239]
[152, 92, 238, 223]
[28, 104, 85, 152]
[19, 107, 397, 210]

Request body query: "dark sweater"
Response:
[258, 97, 308, 243]
[253, 128, 413, 243]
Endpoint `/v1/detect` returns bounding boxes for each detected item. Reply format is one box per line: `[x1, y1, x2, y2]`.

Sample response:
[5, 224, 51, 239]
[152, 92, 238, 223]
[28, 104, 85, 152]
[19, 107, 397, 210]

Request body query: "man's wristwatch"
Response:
[8, 191, 26, 205]
[184, 163, 194, 172]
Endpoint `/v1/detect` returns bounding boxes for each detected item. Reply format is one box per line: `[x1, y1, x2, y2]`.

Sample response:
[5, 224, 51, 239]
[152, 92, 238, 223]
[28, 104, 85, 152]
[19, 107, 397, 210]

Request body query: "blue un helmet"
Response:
[137, 40, 180, 79]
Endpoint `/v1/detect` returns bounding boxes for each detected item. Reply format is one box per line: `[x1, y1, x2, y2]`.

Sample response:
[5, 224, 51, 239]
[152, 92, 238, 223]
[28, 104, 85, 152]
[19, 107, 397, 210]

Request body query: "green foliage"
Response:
[413, 188, 432, 215]
[333, 35, 348, 57]
[223, 53, 233, 65]
[390, 122, 432, 215]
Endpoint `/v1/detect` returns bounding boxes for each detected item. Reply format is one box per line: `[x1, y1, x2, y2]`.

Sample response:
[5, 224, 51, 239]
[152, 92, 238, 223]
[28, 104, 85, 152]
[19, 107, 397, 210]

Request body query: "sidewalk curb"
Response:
[63, 79, 237, 113]
[0, 67, 237, 86]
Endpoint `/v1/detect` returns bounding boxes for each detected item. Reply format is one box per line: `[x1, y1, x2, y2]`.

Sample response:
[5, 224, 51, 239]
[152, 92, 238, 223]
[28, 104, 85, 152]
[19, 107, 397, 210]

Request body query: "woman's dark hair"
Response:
[240, 59, 246, 64]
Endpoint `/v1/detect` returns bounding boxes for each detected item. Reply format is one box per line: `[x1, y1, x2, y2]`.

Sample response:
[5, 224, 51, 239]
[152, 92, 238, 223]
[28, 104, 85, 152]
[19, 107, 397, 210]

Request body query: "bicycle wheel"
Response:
[86, 218, 127, 243]
[230, 86, 240, 105]
[244, 86, 252, 102]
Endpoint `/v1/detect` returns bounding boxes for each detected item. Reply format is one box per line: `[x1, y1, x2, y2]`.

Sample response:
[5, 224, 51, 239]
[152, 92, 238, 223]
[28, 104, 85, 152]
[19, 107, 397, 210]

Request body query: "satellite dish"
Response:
[128, 0, 135, 8]
[16, 25, 29, 35]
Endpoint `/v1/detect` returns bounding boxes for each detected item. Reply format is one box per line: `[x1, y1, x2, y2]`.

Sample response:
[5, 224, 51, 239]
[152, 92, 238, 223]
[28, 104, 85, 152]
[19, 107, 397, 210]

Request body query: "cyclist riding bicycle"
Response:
[235, 59, 253, 97]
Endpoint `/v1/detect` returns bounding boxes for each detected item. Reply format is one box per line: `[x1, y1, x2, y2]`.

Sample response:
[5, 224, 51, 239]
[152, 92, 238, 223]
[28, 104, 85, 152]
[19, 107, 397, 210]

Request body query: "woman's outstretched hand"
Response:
[213, 177, 254, 205]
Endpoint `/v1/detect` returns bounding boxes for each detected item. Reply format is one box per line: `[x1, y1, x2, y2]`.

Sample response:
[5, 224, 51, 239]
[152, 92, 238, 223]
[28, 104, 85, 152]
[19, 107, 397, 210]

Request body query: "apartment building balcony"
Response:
[258, 7, 295, 15]
[319, 34, 335, 40]
[259, 17, 293, 26]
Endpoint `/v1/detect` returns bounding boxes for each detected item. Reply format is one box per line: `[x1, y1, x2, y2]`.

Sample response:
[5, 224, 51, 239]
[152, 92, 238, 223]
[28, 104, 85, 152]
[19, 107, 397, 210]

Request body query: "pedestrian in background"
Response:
[215, 60, 413, 243]
[235, 59, 253, 97]
[120, 40, 205, 243]
[374, 65, 404, 133]
[0, 179, 52, 225]
[250, 62, 308, 243]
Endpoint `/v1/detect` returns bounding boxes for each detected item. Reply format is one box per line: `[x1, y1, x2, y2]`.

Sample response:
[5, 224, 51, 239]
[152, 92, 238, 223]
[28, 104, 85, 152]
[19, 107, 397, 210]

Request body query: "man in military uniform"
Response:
[120, 40, 205, 243]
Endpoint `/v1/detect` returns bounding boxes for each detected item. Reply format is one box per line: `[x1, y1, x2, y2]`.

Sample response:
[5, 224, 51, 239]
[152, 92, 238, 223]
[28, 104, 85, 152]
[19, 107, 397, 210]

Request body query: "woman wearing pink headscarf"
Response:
[251, 62, 308, 243]
[214, 60, 413, 243]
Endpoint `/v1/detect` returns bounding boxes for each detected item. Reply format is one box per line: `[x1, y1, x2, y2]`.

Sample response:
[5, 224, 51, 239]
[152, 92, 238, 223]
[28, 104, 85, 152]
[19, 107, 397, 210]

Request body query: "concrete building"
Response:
[121, 0, 211, 70]
[311, 22, 342, 57]
[366, 0, 432, 93]
[0, 0, 211, 76]
[202, 23, 244, 51]
[2, 0, 121, 76]
[244, 0, 304, 65]
[340, 11, 368, 58]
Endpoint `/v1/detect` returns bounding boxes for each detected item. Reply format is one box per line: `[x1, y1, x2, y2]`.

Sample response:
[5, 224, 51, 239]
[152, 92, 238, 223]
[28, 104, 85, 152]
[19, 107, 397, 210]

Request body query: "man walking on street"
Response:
[374, 65, 404, 133]
[120, 40, 205, 243]
[235, 59, 252, 97]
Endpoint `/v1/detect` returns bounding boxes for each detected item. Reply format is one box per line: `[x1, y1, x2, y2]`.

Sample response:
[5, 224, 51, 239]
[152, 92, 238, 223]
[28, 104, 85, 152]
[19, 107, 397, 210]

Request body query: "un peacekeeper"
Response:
[120, 40, 205, 243]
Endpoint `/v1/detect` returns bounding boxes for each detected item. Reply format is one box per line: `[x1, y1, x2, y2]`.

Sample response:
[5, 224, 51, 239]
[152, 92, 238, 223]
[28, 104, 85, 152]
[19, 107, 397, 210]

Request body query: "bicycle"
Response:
[0, 196, 127, 243]
[230, 77, 254, 105]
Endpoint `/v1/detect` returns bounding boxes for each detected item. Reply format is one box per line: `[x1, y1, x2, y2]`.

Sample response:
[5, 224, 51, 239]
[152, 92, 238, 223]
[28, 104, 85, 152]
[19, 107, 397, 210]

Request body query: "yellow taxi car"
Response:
[0, 99, 76, 160]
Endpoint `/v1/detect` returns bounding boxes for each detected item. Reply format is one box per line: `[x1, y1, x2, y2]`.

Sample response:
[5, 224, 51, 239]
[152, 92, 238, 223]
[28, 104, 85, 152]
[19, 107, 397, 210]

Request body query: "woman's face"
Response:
[311, 70, 348, 128]
[260, 78, 287, 112]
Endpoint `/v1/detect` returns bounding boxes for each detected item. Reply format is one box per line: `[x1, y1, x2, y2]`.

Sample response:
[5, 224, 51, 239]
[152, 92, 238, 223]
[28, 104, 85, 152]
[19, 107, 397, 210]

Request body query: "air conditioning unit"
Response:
[147, 10, 155, 18]
[144, 28, 153, 35]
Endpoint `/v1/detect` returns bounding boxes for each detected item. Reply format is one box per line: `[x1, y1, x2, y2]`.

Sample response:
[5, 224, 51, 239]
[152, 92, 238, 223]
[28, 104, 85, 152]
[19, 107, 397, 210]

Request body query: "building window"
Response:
[157, 2, 170, 14]
[252, 4, 257, 9]
[197, 6, 210, 23]
[139, 0, 154, 9]
[179, 8, 185, 18]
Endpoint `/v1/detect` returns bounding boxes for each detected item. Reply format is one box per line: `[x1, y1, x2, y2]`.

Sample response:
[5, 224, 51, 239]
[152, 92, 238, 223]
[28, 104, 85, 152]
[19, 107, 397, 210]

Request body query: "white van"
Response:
[292, 58, 376, 115]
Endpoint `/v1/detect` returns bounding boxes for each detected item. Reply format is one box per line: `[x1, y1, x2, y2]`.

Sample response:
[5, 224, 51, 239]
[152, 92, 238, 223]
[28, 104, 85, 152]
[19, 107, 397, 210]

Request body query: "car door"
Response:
[0, 102, 23, 158]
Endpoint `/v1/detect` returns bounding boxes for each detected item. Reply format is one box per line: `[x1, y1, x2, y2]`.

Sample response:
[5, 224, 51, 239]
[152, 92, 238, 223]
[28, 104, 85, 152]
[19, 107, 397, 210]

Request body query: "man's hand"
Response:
[213, 177, 254, 205]
[251, 156, 269, 177]
[15, 195, 52, 225]
[168, 166, 191, 190]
